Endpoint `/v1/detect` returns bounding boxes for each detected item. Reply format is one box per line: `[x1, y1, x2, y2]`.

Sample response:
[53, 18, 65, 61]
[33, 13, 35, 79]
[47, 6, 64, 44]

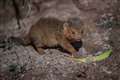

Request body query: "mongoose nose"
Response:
[76, 35, 81, 41]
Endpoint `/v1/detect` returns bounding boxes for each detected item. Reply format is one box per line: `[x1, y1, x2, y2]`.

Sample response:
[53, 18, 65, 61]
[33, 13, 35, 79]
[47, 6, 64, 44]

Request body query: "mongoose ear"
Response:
[63, 23, 72, 37]
[63, 23, 69, 31]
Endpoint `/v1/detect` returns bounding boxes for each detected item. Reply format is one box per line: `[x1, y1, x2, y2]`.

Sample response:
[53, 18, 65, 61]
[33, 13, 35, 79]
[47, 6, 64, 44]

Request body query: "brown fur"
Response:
[27, 17, 84, 56]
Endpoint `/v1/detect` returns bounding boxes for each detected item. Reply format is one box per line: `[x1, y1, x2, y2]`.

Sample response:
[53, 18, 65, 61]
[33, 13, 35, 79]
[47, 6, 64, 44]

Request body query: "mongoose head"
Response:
[63, 17, 84, 41]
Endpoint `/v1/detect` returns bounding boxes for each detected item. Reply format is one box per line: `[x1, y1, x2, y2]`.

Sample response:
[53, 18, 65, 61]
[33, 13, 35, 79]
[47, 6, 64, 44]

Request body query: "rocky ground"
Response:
[0, 0, 120, 80]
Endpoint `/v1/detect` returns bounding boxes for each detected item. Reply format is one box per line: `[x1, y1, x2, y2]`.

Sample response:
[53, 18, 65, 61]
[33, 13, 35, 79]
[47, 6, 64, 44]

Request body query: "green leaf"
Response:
[70, 49, 112, 63]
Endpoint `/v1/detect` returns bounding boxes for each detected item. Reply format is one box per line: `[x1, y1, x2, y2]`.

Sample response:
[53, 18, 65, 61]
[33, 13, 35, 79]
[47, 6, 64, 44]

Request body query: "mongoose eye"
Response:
[72, 31, 75, 34]
[81, 30, 84, 34]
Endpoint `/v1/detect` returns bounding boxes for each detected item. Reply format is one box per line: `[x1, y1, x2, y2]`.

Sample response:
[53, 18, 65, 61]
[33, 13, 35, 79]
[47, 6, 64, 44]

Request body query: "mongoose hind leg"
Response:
[36, 47, 45, 54]
[30, 36, 45, 55]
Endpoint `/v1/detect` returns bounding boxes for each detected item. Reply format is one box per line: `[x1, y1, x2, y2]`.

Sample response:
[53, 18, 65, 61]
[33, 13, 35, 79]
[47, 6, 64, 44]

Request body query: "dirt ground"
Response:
[0, 27, 120, 80]
[0, 0, 120, 80]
